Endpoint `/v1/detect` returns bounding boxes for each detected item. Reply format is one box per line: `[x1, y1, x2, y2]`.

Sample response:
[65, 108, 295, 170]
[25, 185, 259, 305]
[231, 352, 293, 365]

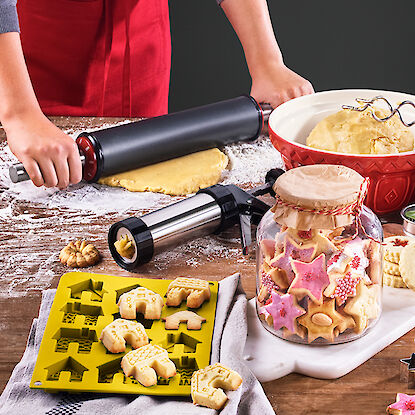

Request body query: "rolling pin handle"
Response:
[9, 154, 86, 184]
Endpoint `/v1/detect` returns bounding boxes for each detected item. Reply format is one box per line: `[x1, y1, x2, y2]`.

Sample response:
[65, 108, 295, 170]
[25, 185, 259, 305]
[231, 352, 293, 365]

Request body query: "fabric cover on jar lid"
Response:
[271, 165, 367, 230]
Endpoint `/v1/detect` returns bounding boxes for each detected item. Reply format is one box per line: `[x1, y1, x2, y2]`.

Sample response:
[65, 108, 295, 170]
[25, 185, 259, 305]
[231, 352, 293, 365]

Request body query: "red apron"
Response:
[17, 0, 171, 118]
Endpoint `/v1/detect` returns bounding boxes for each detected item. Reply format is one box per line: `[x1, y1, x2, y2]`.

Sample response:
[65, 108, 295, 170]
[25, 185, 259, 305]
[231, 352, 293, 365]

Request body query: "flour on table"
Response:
[0, 119, 283, 297]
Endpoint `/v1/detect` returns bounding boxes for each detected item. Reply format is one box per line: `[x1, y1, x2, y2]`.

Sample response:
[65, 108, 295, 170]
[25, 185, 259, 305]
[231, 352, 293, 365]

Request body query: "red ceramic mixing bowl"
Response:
[268, 89, 415, 215]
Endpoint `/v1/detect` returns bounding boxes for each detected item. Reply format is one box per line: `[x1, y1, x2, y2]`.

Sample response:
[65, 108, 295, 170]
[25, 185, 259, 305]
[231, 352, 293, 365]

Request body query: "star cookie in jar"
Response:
[256, 164, 383, 344]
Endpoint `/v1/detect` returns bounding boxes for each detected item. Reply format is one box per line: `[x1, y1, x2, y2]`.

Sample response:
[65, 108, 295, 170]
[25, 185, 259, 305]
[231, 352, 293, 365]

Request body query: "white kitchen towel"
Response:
[0, 273, 275, 415]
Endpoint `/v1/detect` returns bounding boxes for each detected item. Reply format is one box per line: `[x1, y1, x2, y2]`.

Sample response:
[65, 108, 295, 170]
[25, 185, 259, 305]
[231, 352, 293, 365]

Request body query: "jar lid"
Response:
[271, 165, 367, 230]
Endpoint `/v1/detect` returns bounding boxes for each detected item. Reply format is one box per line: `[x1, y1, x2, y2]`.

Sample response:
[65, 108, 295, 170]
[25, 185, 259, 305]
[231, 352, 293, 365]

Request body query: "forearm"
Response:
[220, 0, 283, 77]
[0, 32, 42, 127]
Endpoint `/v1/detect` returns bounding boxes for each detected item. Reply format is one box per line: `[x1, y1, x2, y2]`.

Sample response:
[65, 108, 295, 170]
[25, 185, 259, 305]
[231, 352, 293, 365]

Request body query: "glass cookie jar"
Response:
[256, 165, 383, 345]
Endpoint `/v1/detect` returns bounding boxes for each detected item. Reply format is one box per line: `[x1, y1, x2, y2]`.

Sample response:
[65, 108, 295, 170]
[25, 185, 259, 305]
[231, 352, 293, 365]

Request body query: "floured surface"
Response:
[0, 117, 283, 298]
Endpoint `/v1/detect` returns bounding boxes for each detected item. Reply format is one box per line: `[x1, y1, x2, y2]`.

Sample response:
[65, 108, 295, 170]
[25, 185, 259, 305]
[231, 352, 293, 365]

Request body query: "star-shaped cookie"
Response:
[262, 263, 288, 289]
[288, 254, 330, 304]
[271, 236, 317, 284]
[264, 291, 306, 332]
[343, 280, 380, 334]
[324, 271, 361, 306]
[387, 393, 415, 414]
[298, 299, 344, 343]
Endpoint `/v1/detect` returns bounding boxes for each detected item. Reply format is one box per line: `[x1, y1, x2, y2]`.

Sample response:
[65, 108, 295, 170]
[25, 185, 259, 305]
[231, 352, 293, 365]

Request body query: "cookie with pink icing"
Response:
[264, 291, 306, 332]
[270, 237, 317, 284]
[387, 393, 415, 414]
[288, 254, 330, 304]
[324, 271, 361, 306]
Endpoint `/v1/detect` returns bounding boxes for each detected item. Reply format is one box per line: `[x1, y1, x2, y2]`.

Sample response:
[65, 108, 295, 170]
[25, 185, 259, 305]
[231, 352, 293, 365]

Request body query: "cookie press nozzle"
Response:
[108, 168, 284, 271]
[342, 96, 415, 127]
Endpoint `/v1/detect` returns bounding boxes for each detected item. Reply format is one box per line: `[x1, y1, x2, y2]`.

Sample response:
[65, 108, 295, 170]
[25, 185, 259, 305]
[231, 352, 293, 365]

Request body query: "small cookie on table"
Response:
[59, 240, 100, 268]
[191, 363, 242, 410]
[166, 277, 210, 308]
[384, 236, 412, 264]
[400, 242, 415, 291]
[384, 273, 407, 289]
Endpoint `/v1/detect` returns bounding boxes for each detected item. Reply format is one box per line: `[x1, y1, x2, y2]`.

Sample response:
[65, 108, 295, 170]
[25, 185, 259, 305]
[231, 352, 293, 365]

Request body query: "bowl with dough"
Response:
[268, 89, 415, 214]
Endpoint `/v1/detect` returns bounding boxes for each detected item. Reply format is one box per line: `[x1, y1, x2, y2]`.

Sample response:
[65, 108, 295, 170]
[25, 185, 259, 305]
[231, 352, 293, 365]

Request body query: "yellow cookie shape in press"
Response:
[191, 363, 242, 410]
[118, 287, 164, 320]
[99, 319, 148, 353]
[400, 243, 415, 291]
[166, 277, 210, 308]
[114, 234, 135, 259]
[121, 344, 176, 387]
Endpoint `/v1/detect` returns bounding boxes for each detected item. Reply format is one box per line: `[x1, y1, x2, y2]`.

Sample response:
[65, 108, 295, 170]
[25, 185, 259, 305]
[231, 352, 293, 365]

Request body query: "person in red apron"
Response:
[0, 0, 313, 189]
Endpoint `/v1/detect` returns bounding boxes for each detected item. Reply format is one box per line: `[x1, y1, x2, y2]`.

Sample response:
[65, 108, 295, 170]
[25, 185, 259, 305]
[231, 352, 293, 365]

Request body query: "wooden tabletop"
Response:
[0, 117, 413, 415]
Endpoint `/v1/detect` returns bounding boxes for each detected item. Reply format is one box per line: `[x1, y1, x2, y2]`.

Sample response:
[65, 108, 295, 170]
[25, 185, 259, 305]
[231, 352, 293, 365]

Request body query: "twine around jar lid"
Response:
[271, 165, 368, 230]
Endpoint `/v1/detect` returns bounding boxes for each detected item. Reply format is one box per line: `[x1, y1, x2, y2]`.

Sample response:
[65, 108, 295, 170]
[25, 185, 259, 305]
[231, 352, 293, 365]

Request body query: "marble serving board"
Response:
[243, 286, 415, 382]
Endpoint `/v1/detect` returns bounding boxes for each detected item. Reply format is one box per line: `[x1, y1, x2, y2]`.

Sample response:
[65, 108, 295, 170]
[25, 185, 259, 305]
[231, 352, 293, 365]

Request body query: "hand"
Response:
[250, 62, 314, 108]
[5, 111, 82, 189]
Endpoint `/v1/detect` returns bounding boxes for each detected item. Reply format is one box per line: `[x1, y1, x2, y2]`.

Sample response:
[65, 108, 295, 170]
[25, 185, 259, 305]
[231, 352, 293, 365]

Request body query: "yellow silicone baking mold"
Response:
[30, 272, 218, 396]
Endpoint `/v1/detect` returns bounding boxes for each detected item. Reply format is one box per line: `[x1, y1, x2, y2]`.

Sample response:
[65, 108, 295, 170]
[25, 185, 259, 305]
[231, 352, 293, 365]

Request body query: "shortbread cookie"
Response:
[114, 234, 135, 259]
[121, 344, 176, 387]
[298, 299, 344, 343]
[118, 287, 164, 320]
[166, 277, 210, 308]
[383, 273, 407, 288]
[344, 280, 380, 333]
[191, 363, 242, 410]
[100, 318, 148, 353]
[384, 260, 401, 276]
[59, 240, 100, 268]
[163, 311, 206, 330]
[384, 236, 412, 264]
[387, 393, 415, 414]
[400, 242, 415, 291]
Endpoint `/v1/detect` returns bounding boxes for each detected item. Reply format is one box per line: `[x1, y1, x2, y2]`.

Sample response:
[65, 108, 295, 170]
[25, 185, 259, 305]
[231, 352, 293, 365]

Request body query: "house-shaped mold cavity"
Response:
[61, 301, 103, 326]
[52, 327, 98, 353]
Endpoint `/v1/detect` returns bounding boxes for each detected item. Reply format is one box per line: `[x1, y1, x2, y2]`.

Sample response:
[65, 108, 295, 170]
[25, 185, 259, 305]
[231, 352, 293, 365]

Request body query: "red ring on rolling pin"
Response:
[76, 135, 97, 182]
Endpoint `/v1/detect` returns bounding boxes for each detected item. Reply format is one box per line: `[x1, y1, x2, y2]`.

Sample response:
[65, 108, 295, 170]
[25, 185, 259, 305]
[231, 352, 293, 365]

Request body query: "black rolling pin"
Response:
[9, 95, 272, 183]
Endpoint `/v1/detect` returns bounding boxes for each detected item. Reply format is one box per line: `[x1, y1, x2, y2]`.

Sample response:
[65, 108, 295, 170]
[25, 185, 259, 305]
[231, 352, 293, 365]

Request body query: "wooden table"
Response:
[0, 117, 412, 415]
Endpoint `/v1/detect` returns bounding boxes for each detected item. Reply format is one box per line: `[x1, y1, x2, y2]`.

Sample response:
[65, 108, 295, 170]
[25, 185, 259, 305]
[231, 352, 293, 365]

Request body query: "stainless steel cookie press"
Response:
[108, 169, 284, 270]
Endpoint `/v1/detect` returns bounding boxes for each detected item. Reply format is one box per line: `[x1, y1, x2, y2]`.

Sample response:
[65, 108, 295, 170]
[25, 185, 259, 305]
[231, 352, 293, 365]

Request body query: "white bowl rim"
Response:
[268, 88, 415, 158]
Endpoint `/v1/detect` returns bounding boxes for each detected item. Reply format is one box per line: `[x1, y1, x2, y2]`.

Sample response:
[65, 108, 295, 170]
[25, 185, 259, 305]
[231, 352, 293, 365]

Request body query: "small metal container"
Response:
[401, 204, 415, 237]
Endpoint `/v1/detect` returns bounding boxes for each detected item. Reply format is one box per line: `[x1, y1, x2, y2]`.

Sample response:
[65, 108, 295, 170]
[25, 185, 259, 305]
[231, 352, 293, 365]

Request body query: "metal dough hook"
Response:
[342, 96, 415, 127]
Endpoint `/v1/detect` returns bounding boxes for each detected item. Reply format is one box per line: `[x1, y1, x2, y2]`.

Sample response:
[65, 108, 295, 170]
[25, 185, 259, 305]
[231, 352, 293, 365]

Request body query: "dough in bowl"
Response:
[99, 148, 228, 196]
[306, 107, 414, 154]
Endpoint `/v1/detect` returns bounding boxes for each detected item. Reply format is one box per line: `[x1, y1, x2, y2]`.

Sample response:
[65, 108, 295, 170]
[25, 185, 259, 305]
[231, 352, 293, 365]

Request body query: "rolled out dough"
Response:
[98, 148, 229, 196]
